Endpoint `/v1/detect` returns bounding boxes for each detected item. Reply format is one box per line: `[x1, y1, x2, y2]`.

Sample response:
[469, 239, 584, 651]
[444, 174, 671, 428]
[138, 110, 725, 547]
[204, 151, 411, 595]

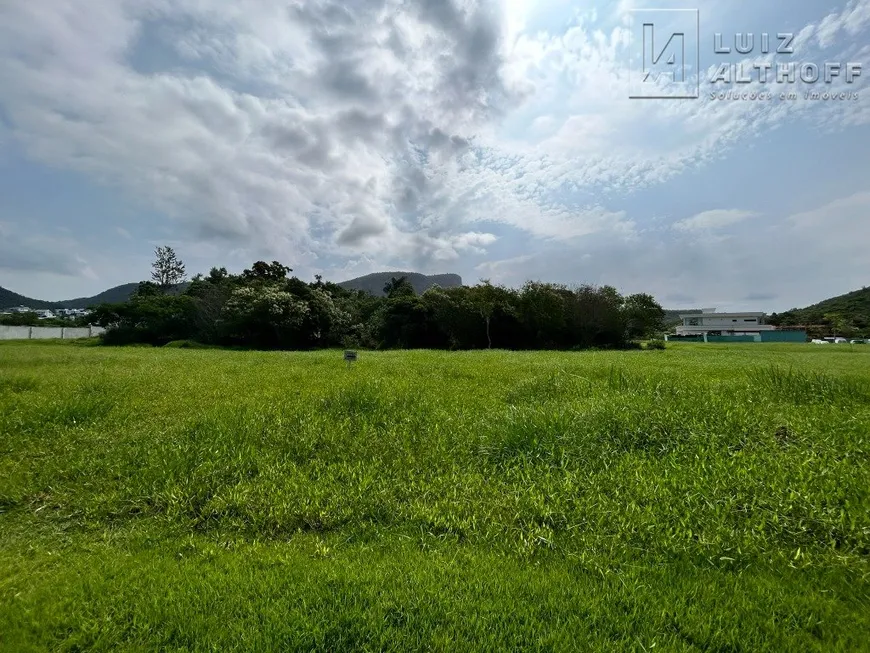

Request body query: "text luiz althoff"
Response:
[708, 32, 863, 86]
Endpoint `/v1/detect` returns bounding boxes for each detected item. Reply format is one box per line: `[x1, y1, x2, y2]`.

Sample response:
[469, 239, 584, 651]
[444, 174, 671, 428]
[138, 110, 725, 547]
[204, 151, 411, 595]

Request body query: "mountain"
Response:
[1, 273, 462, 309]
[0, 286, 54, 310]
[338, 272, 463, 296]
[769, 286, 870, 335]
[663, 308, 702, 327]
[53, 283, 142, 308]
[0, 282, 184, 310]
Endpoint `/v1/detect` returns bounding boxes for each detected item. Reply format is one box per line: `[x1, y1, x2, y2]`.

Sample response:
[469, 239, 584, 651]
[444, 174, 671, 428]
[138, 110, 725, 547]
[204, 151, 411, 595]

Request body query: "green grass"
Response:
[1, 342, 868, 651]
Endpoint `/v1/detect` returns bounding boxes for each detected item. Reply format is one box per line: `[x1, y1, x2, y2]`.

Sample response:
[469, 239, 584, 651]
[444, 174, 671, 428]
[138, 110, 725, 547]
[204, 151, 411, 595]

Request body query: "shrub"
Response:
[100, 327, 153, 346]
[645, 339, 667, 350]
[163, 340, 215, 349]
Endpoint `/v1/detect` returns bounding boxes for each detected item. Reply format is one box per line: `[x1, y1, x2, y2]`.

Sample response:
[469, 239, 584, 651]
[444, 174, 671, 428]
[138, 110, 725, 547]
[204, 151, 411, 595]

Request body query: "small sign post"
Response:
[344, 350, 357, 368]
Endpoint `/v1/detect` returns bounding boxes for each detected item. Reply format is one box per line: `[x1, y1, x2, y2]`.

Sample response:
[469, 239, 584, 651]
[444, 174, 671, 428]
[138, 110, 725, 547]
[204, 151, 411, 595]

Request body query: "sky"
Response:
[0, 0, 868, 311]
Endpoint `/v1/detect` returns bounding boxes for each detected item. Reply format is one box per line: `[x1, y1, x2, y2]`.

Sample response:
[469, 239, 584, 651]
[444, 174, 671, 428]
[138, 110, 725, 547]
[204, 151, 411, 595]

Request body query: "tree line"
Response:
[89, 247, 667, 350]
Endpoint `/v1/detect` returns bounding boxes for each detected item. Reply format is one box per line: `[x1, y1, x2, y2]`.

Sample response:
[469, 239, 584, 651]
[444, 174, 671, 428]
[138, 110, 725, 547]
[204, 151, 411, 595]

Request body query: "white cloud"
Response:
[673, 209, 758, 232]
[475, 191, 870, 312]
[0, 0, 521, 267]
[786, 191, 870, 263]
[0, 0, 867, 291]
[475, 254, 534, 277]
[815, 0, 870, 48]
[0, 221, 91, 277]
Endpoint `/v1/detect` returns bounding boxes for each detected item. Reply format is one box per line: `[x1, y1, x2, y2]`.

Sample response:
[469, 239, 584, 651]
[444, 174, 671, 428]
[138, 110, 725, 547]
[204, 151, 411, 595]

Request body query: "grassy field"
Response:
[1, 341, 868, 651]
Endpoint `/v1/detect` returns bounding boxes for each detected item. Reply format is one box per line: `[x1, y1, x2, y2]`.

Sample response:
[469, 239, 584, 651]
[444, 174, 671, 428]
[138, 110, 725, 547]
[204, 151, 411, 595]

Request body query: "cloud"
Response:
[785, 191, 870, 263]
[475, 254, 534, 277]
[664, 292, 698, 306]
[336, 216, 389, 247]
[0, 0, 867, 289]
[475, 0, 870, 202]
[673, 209, 758, 232]
[474, 190, 870, 312]
[0, 0, 520, 268]
[0, 222, 91, 277]
[815, 0, 870, 48]
[744, 292, 778, 302]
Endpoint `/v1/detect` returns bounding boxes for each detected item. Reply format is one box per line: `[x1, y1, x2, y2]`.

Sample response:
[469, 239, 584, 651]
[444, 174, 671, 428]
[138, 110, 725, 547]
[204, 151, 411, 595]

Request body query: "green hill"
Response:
[0, 282, 178, 310]
[769, 287, 870, 337]
[663, 308, 702, 327]
[0, 286, 54, 310]
[55, 283, 142, 308]
[338, 272, 463, 296]
[1, 272, 459, 310]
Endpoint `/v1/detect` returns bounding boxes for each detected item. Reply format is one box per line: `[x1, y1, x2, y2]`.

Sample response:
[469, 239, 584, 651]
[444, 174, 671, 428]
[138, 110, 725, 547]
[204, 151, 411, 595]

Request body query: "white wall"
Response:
[0, 326, 106, 340]
[0, 326, 33, 340]
[30, 327, 64, 339]
[62, 328, 92, 339]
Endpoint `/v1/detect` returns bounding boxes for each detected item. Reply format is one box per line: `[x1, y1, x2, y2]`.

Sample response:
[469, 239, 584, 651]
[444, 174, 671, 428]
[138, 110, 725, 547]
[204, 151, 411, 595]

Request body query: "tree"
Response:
[184, 268, 238, 344]
[150, 246, 187, 289]
[518, 281, 568, 349]
[622, 293, 666, 340]
[383, 276, 416, 298]
[469, 279, 513, 348]
[88, 248, 674, 351]
[91, 294, 199, 345]
[207, 267, 230, 284]
[242, 261, 292, 283]
[133, 281, 162, 298]
[373, 295, 432, 349]
[823, 312, 856, 338]
[420, 286, 477, 349]
[566, 284, 627, 348]
[305, 287, 352, 346]
[222, 286, 309, 348]
[0, 311, 41, 327]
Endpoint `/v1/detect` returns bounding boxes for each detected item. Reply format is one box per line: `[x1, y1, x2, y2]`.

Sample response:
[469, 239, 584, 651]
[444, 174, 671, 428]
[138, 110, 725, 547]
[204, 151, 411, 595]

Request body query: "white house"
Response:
[55, 308, 84, 317]
[675, 308, 776, 336]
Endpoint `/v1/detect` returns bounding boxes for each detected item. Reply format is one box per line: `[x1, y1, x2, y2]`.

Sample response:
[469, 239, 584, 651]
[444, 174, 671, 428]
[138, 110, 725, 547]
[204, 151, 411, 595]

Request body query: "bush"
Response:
[99, 327, 153, 347]
[69, 337, 103, 347]
[645, 339, 667, 350]
[163, 340, 215, 349]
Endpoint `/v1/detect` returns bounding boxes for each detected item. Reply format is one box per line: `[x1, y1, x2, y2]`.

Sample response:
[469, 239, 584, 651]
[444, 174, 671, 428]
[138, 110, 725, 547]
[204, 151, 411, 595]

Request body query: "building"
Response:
[54, 308, 90, 318]
[670, 309, 806, 343]
[675, 309, 775, 336]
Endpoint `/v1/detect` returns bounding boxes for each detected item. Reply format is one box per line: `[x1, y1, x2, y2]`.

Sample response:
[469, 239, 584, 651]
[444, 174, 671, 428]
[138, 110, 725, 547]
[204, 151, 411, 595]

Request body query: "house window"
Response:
[687, 318, 700, 326]
[744, 319, 756, 322]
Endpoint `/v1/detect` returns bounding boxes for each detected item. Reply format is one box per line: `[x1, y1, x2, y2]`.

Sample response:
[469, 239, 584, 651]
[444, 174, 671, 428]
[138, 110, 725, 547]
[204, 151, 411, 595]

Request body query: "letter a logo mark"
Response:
[629, 9, 699, 99]
[643, 24, 684, 82]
